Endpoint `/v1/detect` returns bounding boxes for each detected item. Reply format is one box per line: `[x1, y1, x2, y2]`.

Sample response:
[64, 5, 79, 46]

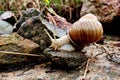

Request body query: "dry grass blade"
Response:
[0, 51, 42, 57]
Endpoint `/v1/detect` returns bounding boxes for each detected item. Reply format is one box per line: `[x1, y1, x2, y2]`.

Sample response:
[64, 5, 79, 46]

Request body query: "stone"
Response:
[80, 0, 120, 36]
[43, 48, 87, 69]
[0, 19, 14, 35]
[0, 11, 17, 26]
[0, 33, 44, 64]
[80, 0, 119, 23]
[17, 16, 53, 51]
[107, 53, 120, 64]
[117, 1, 120, 16]
[14, 8, 40, 31]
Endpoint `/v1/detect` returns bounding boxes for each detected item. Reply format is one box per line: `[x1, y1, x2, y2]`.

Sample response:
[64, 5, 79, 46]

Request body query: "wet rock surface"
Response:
[44, 48, 87, 69]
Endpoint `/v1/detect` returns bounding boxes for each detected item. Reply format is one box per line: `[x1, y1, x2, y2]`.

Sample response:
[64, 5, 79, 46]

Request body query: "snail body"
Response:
[45, 13, 103, 51]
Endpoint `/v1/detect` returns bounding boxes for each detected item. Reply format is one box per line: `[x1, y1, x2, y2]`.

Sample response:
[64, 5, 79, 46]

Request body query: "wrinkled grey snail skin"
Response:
[47, 13, 103, 51]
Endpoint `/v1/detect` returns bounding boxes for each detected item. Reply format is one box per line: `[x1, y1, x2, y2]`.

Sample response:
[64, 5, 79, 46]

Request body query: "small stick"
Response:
[46, 12, 57, 26]
[0, 51, 42, 57]
[102, 46, 110, 54]
[83, 58, 91, 79]
[93, 42, 110, 54]
[41, 5, 46, 14]
[93, 42, 101, 47]
[82, 43, 110, 79]
[46, 7, 58, 17]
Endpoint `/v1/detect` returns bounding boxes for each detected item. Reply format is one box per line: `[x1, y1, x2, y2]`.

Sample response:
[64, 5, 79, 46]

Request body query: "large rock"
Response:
[80, 0, 119, 23]
[14, 8, 40, 31]
[0, 11, 17, 26]
[0, 33, 44, 64]
[17, 16, 53, 51]
[80, 0, 120, 36]
[117, 1, 120, 16]
[44, 48, 87, 69]
[0, 20, 14, 35]
[16, 8, 54, 50]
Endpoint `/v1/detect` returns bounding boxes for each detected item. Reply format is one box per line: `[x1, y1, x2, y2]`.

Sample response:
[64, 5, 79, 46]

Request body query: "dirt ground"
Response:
[0, 35, 120, 80]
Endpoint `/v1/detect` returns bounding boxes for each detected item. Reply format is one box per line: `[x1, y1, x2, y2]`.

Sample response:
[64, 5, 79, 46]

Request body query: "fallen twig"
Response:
[93, 42, 110, 54]
[0, 51, 42, 57]
[102, 45, 110, 54]
[82, 42, 110, 79]
[83, 58, 91, 79]
[46, 12, 57, 26]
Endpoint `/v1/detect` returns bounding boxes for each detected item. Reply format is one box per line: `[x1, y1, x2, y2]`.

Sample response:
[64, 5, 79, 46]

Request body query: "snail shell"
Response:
[68, 13, 103, 48]
[46, 13, 103, 51]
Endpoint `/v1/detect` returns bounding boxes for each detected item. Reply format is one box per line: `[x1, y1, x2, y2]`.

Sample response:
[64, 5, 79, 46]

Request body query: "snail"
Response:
[44, 13, 103, 51]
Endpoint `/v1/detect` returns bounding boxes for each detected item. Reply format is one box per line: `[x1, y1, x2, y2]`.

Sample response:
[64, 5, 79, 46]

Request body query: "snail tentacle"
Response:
[50, 39, 59, 50]
[44, 29, 70, 50]
[50, 35, 70, 50]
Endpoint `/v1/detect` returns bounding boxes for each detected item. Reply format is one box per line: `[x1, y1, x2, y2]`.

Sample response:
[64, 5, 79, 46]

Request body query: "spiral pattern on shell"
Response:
[69, 13, 103, 46]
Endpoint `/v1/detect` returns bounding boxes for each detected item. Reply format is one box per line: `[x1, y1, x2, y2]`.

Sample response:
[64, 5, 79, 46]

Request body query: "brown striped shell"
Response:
[69, 13, 103, 46]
